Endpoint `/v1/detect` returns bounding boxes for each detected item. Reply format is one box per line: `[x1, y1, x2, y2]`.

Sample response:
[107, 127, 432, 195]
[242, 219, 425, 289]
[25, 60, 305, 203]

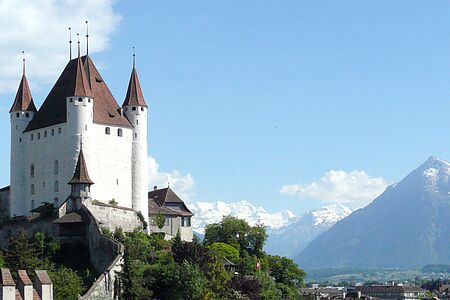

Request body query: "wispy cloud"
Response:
[148, 156, 195, 202]
[280, 170, 388, 209]
[0, 0, 121, 93]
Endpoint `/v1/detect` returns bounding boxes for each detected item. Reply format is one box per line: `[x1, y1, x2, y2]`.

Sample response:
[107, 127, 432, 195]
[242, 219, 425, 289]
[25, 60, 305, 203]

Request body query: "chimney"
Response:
[154, 185, 157, 191]
[0, 268, 16, 300]
[34, 270, 53, 300]
[17, 270, 33, 300]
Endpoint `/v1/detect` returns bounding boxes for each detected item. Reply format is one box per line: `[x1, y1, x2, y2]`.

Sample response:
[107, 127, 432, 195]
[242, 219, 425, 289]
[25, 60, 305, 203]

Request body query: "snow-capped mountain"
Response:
[296, 157, 450, 269]
[265, 204, 352, 258]
[189, 200, 296, 234]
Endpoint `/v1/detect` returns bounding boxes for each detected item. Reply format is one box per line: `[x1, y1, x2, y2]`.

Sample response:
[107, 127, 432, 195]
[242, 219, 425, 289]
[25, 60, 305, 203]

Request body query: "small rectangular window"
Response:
[31, 134, 34, 141]
[51, 129, 55, 136]
[16, 113, 19, 118]
[58, 128, 61, 134]
[25, 113, 29, 118]
[44, 131, 47, 138]
[141, 107, 144, 111]
[132, 107, 137, 111]
[37, 132, 40, 139]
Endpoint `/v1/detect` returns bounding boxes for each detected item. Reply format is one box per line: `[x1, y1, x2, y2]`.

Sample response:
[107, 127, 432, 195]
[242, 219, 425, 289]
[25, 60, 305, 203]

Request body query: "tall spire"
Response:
[69, 27, 72, 60]
[122, 48, 148, 107]
[85, 21, 89, 56]
[69, 144, 94, 185]
[10, 52, 37, 113]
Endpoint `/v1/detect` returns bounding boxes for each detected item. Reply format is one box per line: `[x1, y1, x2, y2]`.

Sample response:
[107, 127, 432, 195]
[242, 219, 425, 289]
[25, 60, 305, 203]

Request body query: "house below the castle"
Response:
[148, 186, 194, 242]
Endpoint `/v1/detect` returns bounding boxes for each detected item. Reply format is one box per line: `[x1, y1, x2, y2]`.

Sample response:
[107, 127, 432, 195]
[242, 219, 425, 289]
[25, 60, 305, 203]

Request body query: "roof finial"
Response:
[85, 20, 89, 56]
[21, 51, 25, 75]
[77, 33, 80, 58]
[132, 46, 136, 69]
[69, 27, 72, 60]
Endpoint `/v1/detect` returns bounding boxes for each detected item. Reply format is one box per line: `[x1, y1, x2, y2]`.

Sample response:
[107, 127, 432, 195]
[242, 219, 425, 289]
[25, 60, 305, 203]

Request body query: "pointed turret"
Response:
[9, 71, 37, 113]
[69, 56, 92, 98]
[69, 146, 94, 185]
[122, 67, 148, 107]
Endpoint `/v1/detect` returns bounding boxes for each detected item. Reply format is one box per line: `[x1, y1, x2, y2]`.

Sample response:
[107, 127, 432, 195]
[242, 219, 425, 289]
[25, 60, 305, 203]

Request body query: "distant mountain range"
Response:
[189, 200, 296, 234]
[189, 199, 352, 259]
[296, 157, 450, 270]
[265, 204, 352, 258]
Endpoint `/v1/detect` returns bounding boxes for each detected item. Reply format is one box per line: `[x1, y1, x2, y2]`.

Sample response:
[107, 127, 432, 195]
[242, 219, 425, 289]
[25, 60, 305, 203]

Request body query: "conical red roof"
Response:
[69, 147, 94, 185]
[25, 55, 132, 132]
[9, 74, 37, 113]
[122, 67, 148, 107]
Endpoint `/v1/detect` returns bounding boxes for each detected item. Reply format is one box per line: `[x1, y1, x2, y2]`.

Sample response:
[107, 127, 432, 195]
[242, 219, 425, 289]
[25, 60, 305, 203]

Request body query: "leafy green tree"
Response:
[6, 229, 42, 272]
[208, 242, 239, 263]
[155, 213, 166, 229]
[267, 255, 306, 288]
[255, 272, 283, 300]
[204, 216, 267, 256]
[49, 266, 85, 300]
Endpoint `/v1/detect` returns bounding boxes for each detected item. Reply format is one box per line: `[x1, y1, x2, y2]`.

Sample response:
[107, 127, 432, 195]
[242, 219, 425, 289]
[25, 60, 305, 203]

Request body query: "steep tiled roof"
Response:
[53, 210, 90, 224]
[34, 270, 52, 285]
[122, 67, 148, 107]
[18, 270, 32, 285]
[68, 146, 94, 185]
[25, 55, 132, 132]
[1, 268, 15, 286]
[148, 187, 193, 217]
[10, 74, 37, 113]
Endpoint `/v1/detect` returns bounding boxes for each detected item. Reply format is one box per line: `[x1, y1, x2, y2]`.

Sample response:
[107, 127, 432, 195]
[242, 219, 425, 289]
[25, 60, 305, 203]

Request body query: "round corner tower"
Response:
[122, 64, 149, 225]
[9, 68, 37, 217]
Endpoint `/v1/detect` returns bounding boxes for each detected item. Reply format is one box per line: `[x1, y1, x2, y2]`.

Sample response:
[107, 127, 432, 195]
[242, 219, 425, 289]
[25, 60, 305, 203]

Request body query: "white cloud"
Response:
[0, 0, 121, 93]
[280, 170, 388, 209]
[148, 156, 195, 201]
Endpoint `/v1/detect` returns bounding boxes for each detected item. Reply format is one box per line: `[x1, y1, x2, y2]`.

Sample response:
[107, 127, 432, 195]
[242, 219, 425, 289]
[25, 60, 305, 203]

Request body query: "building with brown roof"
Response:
[8, 50, 149, 223]
[148, 186, 194, 241]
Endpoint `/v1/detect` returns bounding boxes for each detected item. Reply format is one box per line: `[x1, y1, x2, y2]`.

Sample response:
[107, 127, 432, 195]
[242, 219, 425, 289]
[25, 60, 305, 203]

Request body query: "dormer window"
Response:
[105, 127, 110, 135]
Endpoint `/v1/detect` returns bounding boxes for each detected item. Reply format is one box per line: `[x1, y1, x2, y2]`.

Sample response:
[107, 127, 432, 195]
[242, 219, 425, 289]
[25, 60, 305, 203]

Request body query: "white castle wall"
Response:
[90, 123, 133, 207]
[124, 105, 149, 223]
[10, 111, 34, 216]
[12, 95, 135, 216]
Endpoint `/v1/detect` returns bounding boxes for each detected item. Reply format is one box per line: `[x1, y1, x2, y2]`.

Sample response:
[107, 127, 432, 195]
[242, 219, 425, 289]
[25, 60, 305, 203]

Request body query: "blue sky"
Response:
[1, 1, 450, 215]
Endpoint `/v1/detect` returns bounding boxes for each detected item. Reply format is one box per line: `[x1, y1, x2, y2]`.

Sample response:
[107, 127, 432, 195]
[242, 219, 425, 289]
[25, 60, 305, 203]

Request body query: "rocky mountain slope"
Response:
[296, 157, 450, 270]
[265, 204, 352, 257]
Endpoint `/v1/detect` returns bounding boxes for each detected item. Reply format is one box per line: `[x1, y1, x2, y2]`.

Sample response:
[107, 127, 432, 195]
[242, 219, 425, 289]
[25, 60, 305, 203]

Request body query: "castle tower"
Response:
[68, 144, 94, 211]
[122, 58, 149, 224]
[9, 59, 37, 216]
[65, 54, 95, 194]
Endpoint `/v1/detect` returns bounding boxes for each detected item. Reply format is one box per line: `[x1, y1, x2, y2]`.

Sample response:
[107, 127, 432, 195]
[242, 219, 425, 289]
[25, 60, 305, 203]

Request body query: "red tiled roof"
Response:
[68, 146, 94, 185]
[25, 55, 132, 132]
[34, 270, 52, 285]
[122, 67, 148, 107]
[10, 74, 37, 113]
[71, 56, 92, 97]
[18, 270, 32, 285]
[1, 268, 16, 286]
[148, 187, 194, 217]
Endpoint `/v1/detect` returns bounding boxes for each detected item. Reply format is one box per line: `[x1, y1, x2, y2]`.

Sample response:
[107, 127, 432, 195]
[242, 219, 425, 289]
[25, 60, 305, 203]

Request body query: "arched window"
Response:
[54, 160, 59, 175]
[105, 127, 110, 135]
[30, 184, 35, 195]
[117, 129, 123, 137]
[54, 181, 59, 192]
[30, 164, 35, 178]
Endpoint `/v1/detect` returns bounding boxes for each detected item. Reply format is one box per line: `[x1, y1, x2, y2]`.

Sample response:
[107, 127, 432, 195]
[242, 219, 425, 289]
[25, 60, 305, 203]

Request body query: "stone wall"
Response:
[79, 206, 123, 299]
[84, 200, 143, 233]
[0, 217, 55, 248]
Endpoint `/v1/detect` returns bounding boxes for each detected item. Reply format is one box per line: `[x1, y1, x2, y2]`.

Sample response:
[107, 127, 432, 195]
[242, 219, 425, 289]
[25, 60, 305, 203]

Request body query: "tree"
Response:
[49, 266, 85, 300]
[267, 255, 306, 288]
[208, 242, 239, 263]
[204, 216, 267, 256]
[229, 275, 262, 300]
[6, 230, 42, 272]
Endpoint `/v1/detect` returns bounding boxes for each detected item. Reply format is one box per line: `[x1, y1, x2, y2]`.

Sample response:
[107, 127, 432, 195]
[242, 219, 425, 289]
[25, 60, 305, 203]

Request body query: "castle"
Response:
[8, 49, 149, 222]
